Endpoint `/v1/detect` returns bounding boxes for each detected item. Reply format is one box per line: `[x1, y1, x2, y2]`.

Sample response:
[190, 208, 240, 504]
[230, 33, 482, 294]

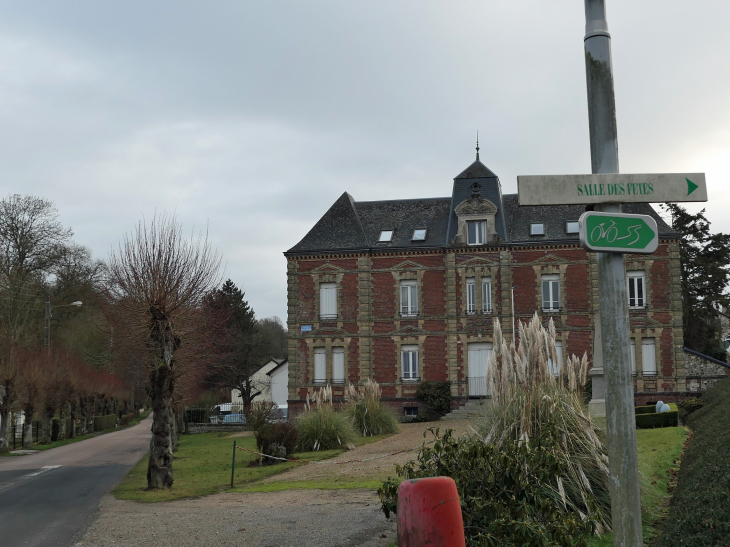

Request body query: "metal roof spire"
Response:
[476, 131, 480, 161]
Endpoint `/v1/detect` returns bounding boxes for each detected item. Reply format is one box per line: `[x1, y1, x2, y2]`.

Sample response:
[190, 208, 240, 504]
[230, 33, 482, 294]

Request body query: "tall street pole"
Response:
[583, 1, 643, 545]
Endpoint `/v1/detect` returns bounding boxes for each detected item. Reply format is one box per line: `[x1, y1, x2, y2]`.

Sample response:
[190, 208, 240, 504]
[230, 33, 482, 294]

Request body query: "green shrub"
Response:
[658, 378, 730, 546]
[415, 381, 451, 415]
[378, 428, 601, 546]
[635, 410, 678, 429]
[634, 405, 657, 415]
[93, 414, 117, 431]
[678, 396, 705, 414]
[259, 422, 299, 461]
[344, 380, 399, 436]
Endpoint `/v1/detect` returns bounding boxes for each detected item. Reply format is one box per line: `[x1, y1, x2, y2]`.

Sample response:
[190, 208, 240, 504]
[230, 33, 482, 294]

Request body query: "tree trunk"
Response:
[147, 362, 174, 489]
[0, 410, 9, 453]
[58, 404, 68, 441]
[70, 400, 78, 439]
[41, 405, 54, 444]
[23, 403, 34, 449]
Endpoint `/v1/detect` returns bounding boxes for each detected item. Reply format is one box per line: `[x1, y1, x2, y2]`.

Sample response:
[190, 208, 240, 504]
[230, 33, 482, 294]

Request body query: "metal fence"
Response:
[184, 403, 246, 424]
[11, 421, 42, 450]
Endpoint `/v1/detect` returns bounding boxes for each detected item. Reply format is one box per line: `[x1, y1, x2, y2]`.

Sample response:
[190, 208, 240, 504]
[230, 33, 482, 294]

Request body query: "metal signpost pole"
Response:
[584, 1, 643, 545]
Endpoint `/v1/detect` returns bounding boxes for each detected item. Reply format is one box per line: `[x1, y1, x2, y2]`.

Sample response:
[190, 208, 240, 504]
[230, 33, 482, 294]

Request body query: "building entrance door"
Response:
[467, 343, 492, 397]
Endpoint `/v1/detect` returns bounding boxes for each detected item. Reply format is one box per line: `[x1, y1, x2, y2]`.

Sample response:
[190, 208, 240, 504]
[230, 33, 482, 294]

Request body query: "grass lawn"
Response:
[114, 432, 390, 502]
[587, 425, 688, 546]
[1, 411, 151, 456]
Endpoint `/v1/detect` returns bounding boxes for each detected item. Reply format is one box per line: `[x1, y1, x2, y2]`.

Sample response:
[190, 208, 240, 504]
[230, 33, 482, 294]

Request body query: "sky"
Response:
[1, 1, 728, 322]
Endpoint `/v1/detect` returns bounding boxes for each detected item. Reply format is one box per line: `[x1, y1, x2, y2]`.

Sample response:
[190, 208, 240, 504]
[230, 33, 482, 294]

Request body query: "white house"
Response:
[231, 358, 289, 413]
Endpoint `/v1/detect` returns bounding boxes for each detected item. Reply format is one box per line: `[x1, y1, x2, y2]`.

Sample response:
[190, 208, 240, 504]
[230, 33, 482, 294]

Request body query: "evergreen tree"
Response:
[664, 204, 730, 360]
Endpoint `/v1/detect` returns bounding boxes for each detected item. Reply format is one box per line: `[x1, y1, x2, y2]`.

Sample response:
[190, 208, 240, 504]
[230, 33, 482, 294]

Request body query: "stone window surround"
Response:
[453, 196, 498, 246]
[312, 271, 344, 322]
[629, 329, 662, 378]
[458, 265, 498, 316]
[308, 339, 349, 386]
[535, 264, 567, 314]
[626, 262, 651, 310]
[391, 269, 425, 318]
[395, 336, 424, 383]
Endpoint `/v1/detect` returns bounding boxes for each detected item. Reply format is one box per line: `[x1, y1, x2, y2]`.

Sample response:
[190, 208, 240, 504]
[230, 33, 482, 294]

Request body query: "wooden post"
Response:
[230, 441, 237, 488]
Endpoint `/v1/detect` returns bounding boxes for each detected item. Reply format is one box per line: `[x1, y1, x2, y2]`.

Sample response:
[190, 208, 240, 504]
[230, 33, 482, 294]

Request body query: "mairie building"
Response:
[284, 151, 685, 418]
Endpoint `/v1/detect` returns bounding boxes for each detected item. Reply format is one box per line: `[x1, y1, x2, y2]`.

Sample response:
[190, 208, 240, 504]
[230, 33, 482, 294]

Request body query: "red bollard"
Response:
[397, 476, 466, 547]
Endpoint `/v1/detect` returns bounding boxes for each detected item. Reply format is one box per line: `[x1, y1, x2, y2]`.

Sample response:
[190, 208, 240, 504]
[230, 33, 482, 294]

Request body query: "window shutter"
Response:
[320, 283, 337, 318]
[642, 339, 656, 375]
[332, 348, 345, 382]
[314, 349, 326, 382]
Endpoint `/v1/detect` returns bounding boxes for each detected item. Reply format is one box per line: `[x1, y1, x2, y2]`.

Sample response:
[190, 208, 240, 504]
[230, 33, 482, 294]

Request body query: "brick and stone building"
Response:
[284, 151, 686, 417]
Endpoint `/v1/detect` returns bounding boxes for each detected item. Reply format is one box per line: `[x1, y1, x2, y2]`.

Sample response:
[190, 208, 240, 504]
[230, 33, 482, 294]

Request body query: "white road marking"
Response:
[1, 465, 63, 493]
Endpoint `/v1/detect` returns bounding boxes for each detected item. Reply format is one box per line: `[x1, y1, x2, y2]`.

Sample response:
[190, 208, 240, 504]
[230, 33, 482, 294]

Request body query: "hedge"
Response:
[658, 378, 730, 545]
[415, 381, 451, 415]
[635, 410, 678, 429]
[634, 405, 658, 415]
[51, 418, 73, 441]
[93, 414, 117, 431]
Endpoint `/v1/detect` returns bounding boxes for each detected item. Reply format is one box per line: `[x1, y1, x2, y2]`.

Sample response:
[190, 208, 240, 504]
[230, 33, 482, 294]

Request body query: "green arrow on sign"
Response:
[687, 178, 699, 196]
[579, 212, 659, 254]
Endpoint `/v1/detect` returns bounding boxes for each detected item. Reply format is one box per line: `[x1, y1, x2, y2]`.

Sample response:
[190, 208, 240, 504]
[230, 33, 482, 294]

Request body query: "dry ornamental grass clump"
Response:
[296, 385, 356, 451]
[344, 379, 399, 437]
[480, 313, 611, 534]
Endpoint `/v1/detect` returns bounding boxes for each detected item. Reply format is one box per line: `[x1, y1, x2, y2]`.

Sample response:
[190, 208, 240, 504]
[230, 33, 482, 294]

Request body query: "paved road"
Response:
[0, 415, 152, 547]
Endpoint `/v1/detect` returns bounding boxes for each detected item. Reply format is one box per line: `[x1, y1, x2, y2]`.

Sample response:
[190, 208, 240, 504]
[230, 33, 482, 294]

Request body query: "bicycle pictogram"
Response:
[590, 220, 643, 246]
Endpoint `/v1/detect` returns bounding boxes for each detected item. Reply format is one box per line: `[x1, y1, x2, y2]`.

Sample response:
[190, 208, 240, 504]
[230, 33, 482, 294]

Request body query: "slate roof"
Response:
[502, 195, 679, 243]
[286, 159, 680, 254]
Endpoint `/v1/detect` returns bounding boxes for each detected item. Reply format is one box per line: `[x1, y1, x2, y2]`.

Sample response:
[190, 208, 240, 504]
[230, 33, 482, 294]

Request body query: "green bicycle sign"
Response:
[579, 212, 658, 254]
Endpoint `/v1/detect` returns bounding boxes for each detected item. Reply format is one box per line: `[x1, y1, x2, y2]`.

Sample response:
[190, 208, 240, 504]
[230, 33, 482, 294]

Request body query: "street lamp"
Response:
[44, 290, 83, 352]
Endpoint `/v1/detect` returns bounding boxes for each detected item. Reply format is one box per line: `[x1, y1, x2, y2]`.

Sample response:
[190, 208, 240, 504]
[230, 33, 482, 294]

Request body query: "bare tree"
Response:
[106, 214, 222, 489]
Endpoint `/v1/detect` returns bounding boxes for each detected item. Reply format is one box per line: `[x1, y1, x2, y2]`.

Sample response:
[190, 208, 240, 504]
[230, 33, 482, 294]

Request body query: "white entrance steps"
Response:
[441, 399, 489, 420]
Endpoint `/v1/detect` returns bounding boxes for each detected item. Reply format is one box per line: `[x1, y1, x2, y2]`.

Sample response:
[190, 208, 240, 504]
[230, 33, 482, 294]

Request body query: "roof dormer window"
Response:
[530, 223, 545, 236]
[566, 221, 579, 234]
[467, 221, 487, 245]
[412, 228, 427, 241]
[378, 230, 393, 242]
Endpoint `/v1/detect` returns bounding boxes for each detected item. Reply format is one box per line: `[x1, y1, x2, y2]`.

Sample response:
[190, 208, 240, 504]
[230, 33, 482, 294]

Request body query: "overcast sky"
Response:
[1, 1, 728, 321]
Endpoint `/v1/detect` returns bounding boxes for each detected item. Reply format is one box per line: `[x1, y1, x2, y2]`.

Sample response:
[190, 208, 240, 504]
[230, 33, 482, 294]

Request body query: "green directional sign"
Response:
[578, 212, 658, 254]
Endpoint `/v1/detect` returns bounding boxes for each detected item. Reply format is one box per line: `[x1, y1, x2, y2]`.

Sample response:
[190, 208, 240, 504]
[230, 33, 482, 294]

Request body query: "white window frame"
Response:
[401, 345, 419, 380]
[467, 220, 487, 245]
[378, 230, 393, 242]
[627, 271, 646, 309]
[548, 340, 563, 376]
[400, 280, 418, 317]
[630, 339, 637, 375]
[566, 221, 579, 234]
[530, 223, 545, 236]
[412, 228, 427, 241]
[314, 348, 326, 384]
[466, 278, 476, 315]
[319, 282, 337, 319]
[332, 347, 345, 384]
[542, 274, 560, 312]
[482, 277, 492, 313]
[642, 338, 657, 376]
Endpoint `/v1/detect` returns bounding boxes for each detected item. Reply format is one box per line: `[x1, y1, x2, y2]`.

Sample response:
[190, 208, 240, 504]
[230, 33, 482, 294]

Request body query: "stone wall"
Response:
[186, 423, 246, 435]
[684, 347, 730, 394]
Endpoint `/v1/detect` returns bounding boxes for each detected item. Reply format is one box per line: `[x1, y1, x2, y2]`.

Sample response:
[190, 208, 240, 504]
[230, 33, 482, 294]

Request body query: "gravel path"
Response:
[76, 489, 396, 547]
[257, 418, 476, 486]
[75, 418, 478, 547]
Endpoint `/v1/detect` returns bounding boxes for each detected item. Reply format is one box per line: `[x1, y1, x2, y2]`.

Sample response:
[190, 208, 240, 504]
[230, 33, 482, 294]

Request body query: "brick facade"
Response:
[286, 241, 684, 417]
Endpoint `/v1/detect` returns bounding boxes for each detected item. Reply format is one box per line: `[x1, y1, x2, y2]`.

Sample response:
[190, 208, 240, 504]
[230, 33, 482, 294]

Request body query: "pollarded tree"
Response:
[106, 214, 221, 489]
